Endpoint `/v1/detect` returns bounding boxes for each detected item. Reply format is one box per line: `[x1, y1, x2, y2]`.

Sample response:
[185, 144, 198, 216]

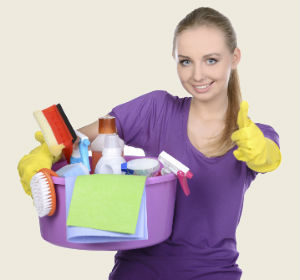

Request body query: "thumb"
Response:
[237, 101, 251, 129]
[34, 131, 45, 144]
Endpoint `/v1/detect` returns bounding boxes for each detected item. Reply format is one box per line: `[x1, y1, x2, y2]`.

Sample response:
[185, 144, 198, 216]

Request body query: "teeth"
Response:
[195, 83, 212, 89]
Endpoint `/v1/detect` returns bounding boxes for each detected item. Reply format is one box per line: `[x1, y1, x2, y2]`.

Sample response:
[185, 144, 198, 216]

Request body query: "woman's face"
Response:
[173, 25, 240, 103]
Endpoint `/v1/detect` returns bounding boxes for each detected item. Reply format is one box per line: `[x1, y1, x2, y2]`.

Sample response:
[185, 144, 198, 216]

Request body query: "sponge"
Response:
[33, 104, 77, 163]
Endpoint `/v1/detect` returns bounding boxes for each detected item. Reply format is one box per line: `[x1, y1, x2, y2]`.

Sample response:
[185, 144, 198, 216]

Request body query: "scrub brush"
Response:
[30, 168, 58, 217]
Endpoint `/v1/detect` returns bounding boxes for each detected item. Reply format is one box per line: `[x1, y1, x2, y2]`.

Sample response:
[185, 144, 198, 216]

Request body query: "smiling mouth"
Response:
[193, 81, 214, 89]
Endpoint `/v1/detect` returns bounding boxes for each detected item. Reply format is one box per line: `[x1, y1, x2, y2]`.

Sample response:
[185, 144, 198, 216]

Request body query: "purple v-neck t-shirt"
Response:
[108, 90, 280, 280]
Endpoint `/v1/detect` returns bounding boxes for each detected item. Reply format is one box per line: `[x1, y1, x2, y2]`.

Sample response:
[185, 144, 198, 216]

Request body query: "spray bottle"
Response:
[158, 151, 193, 196]
[70, 130, 91, 172]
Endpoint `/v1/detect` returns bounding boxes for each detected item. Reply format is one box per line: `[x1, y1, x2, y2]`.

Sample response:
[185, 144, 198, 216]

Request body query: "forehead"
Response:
[175, 26, 228, 56]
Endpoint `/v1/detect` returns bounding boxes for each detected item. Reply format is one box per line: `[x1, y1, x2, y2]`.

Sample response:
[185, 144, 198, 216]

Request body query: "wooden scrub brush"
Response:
[30, 168, 58, 217]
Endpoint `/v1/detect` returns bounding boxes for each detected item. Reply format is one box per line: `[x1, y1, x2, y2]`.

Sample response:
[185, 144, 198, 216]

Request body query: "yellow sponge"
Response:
[33, 111, 65, 157]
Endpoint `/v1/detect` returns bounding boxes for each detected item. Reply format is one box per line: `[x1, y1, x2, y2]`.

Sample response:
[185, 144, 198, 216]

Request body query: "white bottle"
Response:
[91, 115, 124, 173]
[94, 134, 126, 175]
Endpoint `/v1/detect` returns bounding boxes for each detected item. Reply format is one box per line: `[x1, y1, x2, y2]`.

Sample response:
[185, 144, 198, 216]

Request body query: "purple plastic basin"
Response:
[38, 156, 177, 251]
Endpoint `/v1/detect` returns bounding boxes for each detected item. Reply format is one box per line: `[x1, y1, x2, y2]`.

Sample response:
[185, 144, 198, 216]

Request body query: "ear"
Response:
[232, 47, 241, 69]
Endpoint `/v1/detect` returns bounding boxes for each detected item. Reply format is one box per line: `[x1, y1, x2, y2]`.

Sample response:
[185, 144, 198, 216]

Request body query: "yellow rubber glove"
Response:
[17, 131, 64, 197]
[231, 101, 281, 173]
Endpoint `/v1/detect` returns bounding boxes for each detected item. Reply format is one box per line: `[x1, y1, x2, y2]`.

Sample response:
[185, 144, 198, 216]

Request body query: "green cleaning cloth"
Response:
[66, 174, 147, 234]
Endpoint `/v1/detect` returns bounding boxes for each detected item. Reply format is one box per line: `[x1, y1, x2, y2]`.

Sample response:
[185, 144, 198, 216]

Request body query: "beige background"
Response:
[1, 0, 299, 279]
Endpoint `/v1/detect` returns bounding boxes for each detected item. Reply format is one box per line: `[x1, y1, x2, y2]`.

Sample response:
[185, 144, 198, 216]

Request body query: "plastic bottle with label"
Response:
[94, 134, 126, 174]
[90, 115, 124, 173]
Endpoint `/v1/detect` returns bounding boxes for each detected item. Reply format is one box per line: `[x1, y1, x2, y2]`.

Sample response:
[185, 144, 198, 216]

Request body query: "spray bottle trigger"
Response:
[177, 170, 191, 196]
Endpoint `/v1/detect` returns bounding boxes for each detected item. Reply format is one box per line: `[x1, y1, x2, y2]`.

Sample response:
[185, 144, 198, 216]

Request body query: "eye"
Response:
[207, 58, 218, 65]
[179, 59, 190, 66]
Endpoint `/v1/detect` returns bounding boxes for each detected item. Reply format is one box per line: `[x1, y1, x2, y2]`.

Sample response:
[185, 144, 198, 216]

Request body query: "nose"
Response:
[192, 63, 205, 81]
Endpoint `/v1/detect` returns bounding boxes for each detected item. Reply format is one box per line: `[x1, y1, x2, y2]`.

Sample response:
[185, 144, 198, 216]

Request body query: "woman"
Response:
[18, 7, 281, 280]
[103, 7, 281, 279]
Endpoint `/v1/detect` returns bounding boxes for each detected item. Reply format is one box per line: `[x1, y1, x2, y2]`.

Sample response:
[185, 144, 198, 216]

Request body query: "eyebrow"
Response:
[178, 53, 221, 58]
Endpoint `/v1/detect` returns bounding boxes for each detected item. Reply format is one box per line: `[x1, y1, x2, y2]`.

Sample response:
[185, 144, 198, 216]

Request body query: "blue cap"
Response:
[121, 162, 134, 175]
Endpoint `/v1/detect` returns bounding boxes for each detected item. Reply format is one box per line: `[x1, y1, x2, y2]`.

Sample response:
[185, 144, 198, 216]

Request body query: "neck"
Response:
[190, 94, 228, 122]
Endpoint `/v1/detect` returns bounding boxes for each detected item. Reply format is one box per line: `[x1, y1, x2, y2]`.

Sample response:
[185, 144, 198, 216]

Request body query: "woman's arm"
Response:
[77, 114, 113, 143]
[78, 120, 98, 143]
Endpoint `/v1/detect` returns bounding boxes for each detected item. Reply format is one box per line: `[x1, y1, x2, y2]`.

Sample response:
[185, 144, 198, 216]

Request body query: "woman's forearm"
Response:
[78, 120, 99, 143]
[77, 114, 113, 143]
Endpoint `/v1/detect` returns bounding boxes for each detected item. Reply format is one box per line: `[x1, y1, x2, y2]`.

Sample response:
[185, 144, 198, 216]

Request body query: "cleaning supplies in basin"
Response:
[30, 168, 58, 217]
[91, 115, 124, 173]
[55, 162, 90, 177]
[70, 130, 91, 172]
[158, 151, 193, 196]
[33, 104, 77, 163]
[66, 174, 147, 234]
[121, 158, 160, 177]
[94, 134, 126, 175]
[39, 155, 178, 250]
[65, 175, 148, 243]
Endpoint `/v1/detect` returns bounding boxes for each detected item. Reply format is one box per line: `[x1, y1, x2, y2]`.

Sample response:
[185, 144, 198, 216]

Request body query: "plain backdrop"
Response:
[1, 0, 299, 279]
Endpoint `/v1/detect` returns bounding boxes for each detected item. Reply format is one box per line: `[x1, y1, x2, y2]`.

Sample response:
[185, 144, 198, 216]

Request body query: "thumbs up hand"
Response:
[231, 101, 265, 162]
[231, 101, 281, 173]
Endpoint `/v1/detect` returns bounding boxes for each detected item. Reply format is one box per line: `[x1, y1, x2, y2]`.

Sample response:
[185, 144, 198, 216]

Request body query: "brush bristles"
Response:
[30, 172, 54, 217]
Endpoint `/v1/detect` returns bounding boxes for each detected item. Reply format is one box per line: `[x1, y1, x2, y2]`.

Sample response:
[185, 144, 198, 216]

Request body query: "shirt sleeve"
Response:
[107, 90, 170, 155]
[246, 122, 281, 182]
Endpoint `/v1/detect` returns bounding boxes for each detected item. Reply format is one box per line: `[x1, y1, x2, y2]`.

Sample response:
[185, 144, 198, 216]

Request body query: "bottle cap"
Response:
[98, 115, 116, 134]
[121, 162, 134, 175]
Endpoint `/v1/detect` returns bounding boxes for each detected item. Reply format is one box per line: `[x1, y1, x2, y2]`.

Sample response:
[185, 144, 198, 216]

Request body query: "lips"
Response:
[192, 81, 215, 93]
[193, 81, 214, 87]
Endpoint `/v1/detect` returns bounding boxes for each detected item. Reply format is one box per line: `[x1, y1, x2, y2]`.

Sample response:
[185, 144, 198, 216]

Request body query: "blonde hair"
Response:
[172, 7, 241, 158]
